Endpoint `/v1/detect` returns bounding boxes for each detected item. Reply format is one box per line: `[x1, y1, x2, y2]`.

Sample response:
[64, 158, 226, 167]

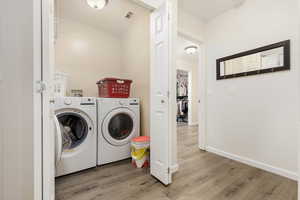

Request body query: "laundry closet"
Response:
[54, 0, 150, 107]
[52, 0, 151, 195]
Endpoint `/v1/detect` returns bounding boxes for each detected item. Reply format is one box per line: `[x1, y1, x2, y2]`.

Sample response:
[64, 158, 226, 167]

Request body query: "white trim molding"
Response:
[33, 0, 43, 199]
[170, 163, 179, 174]
[206, 146, 298, 181]
[131, 0, 164, 10]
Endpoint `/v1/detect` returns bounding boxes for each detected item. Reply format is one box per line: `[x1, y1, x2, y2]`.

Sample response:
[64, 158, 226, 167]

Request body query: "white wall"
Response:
[121, 10, 151, 136]
[176, 60, 199, 125]
[205, 0, 299, 179]
[55, 19, 123, 97]
[178, 10, 205, 43]
[56, 13, 151, 136]
[0, 0, 38, 199]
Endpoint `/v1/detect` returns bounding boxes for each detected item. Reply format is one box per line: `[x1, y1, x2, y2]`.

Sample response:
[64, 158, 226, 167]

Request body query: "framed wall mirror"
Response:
[216, 40, 290, 80]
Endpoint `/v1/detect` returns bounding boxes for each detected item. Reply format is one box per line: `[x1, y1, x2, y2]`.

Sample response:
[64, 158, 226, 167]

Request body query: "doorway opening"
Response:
[176, 34, 200, 128]
[43, 0, 175, 198]
[51, 0, 155, 199]
[173, 31, 205, 177]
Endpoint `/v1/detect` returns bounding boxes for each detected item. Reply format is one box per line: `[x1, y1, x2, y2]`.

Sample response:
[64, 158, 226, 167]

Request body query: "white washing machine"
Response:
[97, 98, 140, 165]
[54, 97, 97, 177]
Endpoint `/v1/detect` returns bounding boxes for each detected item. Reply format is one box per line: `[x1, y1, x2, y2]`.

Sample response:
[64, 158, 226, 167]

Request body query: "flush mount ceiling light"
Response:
[185, 45, 198, 55]
[86, 0, 109, 10]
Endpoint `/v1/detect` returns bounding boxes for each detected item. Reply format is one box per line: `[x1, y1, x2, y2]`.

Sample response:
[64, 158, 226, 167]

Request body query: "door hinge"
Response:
[168, 12, 171, 21]
[168, 167, 170, 174]
[36, 80, 47, 94]
[49, 98, 55, 104]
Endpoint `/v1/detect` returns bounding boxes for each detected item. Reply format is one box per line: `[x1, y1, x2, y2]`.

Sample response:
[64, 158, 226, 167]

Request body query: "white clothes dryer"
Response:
[97, 98, 140, 165]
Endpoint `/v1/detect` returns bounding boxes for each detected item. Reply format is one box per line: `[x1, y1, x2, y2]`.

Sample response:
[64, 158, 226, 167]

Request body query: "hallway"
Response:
[56, 126, 297, 200]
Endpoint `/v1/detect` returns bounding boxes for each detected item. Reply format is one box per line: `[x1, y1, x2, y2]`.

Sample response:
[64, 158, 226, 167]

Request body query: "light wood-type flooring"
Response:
[56, 125, 297, 200]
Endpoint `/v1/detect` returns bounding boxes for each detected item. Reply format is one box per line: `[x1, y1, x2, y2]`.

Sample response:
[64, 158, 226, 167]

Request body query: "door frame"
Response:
[33, 0, 43, 199]
[178, 31, 207, 151]
[42, 0, 56, 199]
[298, 0, 300, 198]
[39, 0, 176, 199]
[298, 0, 300, 197]
[168, 0, 178, 175]
[33, 0, 54, 199]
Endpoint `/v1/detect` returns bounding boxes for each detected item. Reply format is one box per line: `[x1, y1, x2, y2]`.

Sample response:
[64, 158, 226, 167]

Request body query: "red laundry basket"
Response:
[97, 78, 132, 98]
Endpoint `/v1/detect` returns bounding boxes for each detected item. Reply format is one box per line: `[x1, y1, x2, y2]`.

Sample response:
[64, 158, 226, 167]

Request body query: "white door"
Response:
[150, 1, 172, 185]
[42, 0, 56, 198]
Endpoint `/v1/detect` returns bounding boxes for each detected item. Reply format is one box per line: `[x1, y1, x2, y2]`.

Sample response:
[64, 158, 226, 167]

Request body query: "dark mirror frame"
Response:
[216, 40, 290, 80]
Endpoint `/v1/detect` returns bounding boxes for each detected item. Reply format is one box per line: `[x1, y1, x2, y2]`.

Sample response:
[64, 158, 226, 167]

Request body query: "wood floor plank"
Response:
[56, 125, 297, 200]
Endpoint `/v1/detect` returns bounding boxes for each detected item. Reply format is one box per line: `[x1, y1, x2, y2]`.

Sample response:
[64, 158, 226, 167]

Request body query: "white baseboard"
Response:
[206, 146, 298, 181]
[198, 145, 206, 151]
[188, 122, 198, 126]
[170, 163, 179, 174]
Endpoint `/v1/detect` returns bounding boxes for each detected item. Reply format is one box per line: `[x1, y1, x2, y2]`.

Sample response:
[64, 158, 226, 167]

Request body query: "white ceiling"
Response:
[58, 0, 245, 36]
[177, 35, 199, 65]
[179, 0, 245, 21]
[57, 0, 149, 37]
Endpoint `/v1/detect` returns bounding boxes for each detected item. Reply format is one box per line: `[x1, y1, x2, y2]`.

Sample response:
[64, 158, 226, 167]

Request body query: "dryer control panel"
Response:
[129, 99, 139, 106]
[98, 98, 140, 108]
[80, 97, 96, 106]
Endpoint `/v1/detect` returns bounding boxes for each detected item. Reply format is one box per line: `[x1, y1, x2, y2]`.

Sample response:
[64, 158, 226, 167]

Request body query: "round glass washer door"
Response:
[56, 110, 92, 151]
[102, 108, 137, 146]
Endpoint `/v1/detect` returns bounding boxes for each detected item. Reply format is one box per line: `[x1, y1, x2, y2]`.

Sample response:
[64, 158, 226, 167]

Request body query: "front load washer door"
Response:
[102, 108, 137, 146]
[54, 115, 63, 165]
[56, 111, 90, 153]
[54, 115, 71, 166]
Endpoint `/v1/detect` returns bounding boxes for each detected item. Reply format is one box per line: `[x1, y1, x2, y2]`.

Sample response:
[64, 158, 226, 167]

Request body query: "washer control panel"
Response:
[64, 98, 72, 105]
[54, 97, 96, 106]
